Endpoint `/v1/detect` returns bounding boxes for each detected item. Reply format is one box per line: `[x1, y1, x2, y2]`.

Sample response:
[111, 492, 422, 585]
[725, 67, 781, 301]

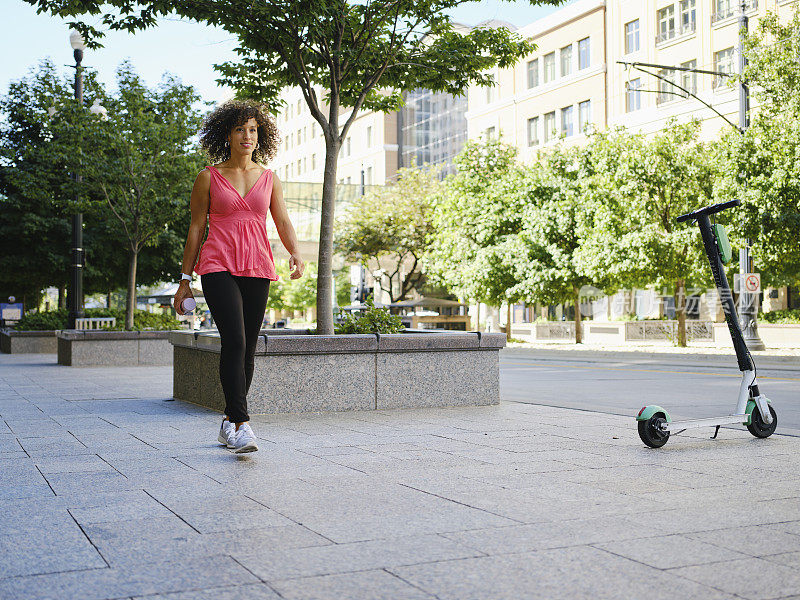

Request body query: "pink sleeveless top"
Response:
[194, 166, 278, 280]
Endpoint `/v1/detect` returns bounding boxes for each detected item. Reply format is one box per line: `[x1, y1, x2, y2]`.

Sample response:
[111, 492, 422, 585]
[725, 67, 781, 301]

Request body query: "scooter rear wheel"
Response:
[638, 415, 670, 448]
[747, 405, 777, 438]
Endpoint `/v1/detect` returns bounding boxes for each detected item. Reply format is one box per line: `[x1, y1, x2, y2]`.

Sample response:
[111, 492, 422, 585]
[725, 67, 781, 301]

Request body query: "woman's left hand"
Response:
[289, 254, 305, 279]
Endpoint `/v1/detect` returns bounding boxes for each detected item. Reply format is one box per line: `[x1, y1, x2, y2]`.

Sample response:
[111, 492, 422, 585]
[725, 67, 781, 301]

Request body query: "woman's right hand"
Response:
[173, 281, 193, 316]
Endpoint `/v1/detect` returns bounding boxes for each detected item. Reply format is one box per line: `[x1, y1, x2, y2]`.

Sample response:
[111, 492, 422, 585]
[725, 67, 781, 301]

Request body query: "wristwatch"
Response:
[179, 273, 192, 283]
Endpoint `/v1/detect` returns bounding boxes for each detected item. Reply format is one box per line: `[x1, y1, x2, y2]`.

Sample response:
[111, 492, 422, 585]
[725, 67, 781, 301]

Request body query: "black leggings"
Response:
[200, 272, 270, 423]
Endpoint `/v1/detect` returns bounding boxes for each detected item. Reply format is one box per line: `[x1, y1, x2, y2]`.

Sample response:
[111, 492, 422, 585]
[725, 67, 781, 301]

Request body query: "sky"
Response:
[4, 1, 572, 106]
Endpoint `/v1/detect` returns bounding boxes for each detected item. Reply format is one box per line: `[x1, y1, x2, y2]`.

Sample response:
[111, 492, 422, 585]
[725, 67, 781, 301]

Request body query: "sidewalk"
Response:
[2, 353, 800, 599]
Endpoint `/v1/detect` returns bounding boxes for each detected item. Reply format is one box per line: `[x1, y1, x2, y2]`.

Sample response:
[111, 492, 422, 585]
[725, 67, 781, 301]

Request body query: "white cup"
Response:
[181, 297, 196, 313]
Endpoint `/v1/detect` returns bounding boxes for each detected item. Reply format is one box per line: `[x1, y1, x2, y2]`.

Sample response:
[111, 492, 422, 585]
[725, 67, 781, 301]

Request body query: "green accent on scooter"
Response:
[744, 398, 772, 425]
[636, 405, 672, 423]
[712, 224, 733, 264]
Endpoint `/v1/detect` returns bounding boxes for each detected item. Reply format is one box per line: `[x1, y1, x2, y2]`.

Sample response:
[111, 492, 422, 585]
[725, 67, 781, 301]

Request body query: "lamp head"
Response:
[69, 29, 85, 64]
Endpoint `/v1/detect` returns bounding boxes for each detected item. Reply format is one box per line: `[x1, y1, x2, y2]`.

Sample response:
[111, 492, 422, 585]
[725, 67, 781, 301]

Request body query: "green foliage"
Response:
[425, 138, 524, 307]
[269, 261, 318, 312]
[759, 309, 800, 324]
[25, 0, 564, 335]
[14, 309, 68, 331]
[13, 308, 180, 330]
[335, 165, 438, 302]
[334, 299, 404, 334]
[712, 9, 800, 287]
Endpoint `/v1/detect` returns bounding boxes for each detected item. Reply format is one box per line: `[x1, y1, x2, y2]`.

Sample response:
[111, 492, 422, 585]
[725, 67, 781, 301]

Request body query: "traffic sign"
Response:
[744, 273, 761, 293]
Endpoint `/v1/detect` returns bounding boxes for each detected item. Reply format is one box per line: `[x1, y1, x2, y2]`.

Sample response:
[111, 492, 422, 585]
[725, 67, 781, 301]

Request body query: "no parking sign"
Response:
[744, 273, 761, 293]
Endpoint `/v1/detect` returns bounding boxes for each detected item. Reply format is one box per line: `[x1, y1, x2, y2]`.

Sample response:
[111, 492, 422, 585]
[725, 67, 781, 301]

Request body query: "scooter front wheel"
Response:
[638, 415, 670, 448]
[747, 405, 778, 438]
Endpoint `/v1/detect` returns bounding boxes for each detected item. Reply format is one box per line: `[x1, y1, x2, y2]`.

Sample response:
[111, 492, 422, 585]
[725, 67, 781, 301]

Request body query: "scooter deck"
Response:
[662, 414, 748, 433]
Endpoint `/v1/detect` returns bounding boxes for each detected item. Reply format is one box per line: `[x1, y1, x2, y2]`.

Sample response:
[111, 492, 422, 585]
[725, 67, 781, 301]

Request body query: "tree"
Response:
[506, 145, 594, 343]
[425, 138, 525, 339]
[335, 165, 437, 303]
[26, 0, 564, 334]
[578, 123, 712, 346]
[0, 60, 104, 309]
[713, 9, 800, 288]
[82, 63, 204, 329]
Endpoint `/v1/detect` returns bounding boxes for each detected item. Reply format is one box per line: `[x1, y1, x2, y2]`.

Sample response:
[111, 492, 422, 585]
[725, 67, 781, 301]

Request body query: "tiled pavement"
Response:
[1, 353, 800, 600]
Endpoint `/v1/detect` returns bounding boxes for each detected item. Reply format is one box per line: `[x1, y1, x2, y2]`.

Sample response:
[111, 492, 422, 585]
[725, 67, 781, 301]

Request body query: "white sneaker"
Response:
[218, 418, 235, 449]
[232, 422, 259, 454]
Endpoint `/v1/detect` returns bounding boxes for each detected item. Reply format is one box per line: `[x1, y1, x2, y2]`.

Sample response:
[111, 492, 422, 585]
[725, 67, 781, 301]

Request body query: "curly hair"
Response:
[199, 99, 280, 164]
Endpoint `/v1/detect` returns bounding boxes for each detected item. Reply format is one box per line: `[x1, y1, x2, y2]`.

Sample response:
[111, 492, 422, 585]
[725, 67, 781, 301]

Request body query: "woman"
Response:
[174, 100, 304, 454]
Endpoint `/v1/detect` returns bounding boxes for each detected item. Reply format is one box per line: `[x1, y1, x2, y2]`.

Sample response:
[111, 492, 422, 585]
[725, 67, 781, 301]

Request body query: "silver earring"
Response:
[225, 141, 230, 148]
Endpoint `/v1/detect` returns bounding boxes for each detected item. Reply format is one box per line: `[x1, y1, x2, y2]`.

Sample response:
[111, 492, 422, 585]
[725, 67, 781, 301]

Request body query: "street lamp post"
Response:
[68, 30, 85, 330]
[737, 1, 766, 350]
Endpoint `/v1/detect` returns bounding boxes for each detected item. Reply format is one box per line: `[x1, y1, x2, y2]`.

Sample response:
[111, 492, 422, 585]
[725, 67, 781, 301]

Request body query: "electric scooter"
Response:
[635, 199, 777, 448]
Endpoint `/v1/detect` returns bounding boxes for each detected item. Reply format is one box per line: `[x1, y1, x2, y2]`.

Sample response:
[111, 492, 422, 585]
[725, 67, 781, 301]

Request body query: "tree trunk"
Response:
[574, 286, 583, 344]
[506, 301, 512, 342]
[125, 250, 138, 331]
[675, 278, 686, 347]
[316, 134, 340, 335]
[58, 285, 66, 310]
[106, 289, 112, 309]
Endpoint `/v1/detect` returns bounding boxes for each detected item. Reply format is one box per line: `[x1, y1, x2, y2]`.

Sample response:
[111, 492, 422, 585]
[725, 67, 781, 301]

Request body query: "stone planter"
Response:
[170, 329, 506, 414]
[0, 329, 59, 354]
[57, 330, 173, 366]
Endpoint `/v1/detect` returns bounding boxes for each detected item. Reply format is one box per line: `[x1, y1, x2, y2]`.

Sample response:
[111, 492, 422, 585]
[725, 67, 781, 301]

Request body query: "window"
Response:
[543, 52, 556, 83]
[366, 126, 372, 147]
[346, 136, 351, 156]
[561, 105, 574, 137]
[527, 116, 539, 146]
[303, 157, 307, 172]
[485, 126, 496, 139]
[713, 0, 734, 22]
[560, 44, 573, 77]
[484, 71, 497, 103]
[626, 78, 642, 112]
[625, 19, 640, 53]
[312, 153, 316, 170]
[680, 0, 696, 33]
[346, 176, 352, 185]
[290, 163, 294, 178]
[714, 47, 735, 88]
[366, 166, 373, 184]
[657, 5, 676, 43]
[297, 129, 301, 146]
[284, 135, 289, 151]
[527, 59, 539, 88]
[578, 100, 591, 133]
[681, 59, 697, 96]
[657, 69, 677, 104]
[297, 159, 301, 174]
[578, 37, 590, 70]
[297, 99, 301, 113]
[543, 111, 556, 142]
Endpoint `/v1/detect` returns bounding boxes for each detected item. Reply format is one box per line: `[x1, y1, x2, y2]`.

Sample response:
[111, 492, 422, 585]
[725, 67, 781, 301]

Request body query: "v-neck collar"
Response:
[209, 166, 268, 200]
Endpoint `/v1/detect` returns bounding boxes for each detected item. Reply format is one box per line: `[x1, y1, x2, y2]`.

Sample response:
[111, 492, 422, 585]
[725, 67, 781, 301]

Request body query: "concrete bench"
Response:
[58, 330, 173, 366]
[0, 329, 59, 354]
[170, 329, 506, 414]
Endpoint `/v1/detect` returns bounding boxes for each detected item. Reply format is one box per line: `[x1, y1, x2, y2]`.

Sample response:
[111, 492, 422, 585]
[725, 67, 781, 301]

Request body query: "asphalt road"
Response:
[500, 351, 800, 437]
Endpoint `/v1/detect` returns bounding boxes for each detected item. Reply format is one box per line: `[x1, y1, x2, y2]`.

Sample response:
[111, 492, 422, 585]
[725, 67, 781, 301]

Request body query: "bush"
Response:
[759, 309, 800, 324]
[335, 299, 405, 334]
[14, 309, 68, 330]
[12, 308, 180, 331]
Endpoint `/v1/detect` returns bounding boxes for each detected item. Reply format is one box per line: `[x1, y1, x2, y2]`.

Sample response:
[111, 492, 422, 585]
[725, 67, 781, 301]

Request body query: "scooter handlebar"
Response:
[676, 199, 740, 223]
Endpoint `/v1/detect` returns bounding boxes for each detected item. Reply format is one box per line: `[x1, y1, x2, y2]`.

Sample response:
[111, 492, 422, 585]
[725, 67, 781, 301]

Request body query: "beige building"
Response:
[271, 86, 400, 187]
[466, 0, 608, 155]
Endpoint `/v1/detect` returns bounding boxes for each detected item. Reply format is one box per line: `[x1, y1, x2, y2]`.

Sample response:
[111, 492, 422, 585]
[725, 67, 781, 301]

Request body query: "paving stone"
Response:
[391, 546, 736, 600]
[0, 525, 107, 578]
[685, 524, 800, 557]
[234, 534, 484, 581]
[594, 534, 749, 569]
[672, 557, 800, 600]
[269, 569, 435, 600]
[131, 583, 282, 600]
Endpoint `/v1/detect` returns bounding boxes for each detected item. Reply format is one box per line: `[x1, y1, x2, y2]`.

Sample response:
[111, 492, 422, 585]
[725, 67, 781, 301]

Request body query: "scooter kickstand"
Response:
[711, 425, 721, 440]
